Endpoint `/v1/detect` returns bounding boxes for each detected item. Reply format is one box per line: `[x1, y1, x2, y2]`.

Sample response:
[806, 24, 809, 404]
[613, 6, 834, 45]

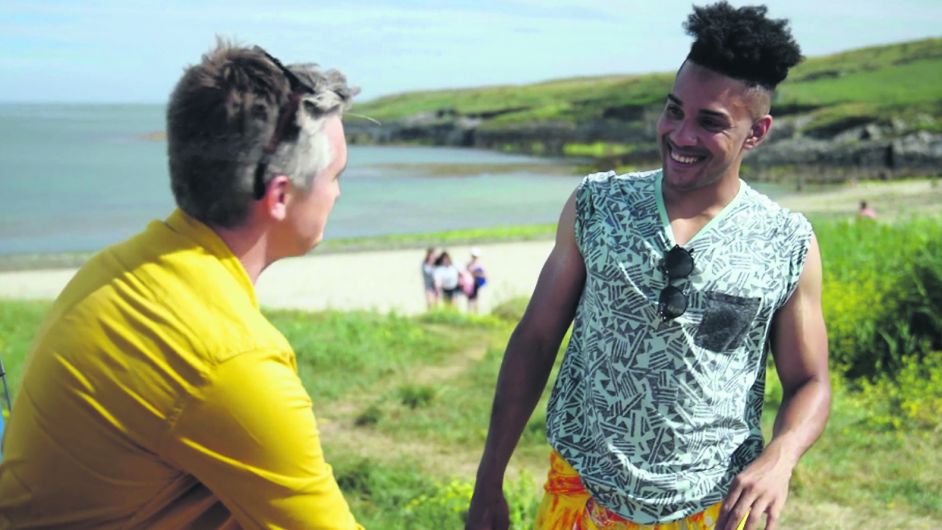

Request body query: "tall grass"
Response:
[2, 214, 942, 527]
[0, 299, 50, 397]
[815, 216, 942, 379]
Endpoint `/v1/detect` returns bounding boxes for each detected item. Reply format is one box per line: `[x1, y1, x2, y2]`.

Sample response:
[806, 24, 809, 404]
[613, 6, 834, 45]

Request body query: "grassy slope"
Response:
[354, 38, 942, 134]
[1, 297, 940, 529]
[3, 185, 942, 527]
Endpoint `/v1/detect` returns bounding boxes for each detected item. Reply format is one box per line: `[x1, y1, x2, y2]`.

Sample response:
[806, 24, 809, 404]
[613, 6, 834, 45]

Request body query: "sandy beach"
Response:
[2, 178, 941, 314]
[0, 240, 555, 315]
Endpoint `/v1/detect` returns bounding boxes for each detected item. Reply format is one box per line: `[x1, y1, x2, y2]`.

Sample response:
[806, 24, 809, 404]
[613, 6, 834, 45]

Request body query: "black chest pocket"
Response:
[694, 291, 761, 353]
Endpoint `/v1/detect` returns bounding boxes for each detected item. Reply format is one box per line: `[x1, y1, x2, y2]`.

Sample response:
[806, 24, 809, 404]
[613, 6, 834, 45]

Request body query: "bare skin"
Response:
[466, 61, 830, 530]
[215, 115, 347, 283]
[466, 191, 585, 530]
[715, 236, 830, 530]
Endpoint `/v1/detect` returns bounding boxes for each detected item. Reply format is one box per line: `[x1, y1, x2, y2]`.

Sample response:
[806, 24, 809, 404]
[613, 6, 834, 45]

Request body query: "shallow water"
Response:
[0, 104, 585, 255]
[0, 104, 796, 256]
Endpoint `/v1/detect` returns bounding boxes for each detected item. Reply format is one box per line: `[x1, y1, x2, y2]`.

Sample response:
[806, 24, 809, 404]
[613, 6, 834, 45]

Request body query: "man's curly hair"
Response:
[684, 1, 802, 90]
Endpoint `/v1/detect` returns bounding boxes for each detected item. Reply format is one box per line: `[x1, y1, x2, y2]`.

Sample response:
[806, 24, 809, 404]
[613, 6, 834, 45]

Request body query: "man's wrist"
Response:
[765, 436, 802, 470]
[472, 467, 505, 493]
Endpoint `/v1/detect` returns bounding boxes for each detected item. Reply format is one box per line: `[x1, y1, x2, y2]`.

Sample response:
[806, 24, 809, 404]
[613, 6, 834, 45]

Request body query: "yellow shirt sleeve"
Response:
[161, 350, 363, 530]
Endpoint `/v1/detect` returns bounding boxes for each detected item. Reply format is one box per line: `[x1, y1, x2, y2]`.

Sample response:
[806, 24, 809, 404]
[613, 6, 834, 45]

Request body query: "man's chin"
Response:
[307, 234, 325, 253]
[663, 166, 703, 192]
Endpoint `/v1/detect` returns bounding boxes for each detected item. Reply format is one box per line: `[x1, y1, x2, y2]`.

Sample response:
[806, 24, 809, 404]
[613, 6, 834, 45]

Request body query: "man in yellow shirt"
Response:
[0, 43, 363, 529]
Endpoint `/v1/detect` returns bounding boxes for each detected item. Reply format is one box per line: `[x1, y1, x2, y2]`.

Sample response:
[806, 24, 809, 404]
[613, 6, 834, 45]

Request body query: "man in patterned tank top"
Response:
[468, 3, 830, 530]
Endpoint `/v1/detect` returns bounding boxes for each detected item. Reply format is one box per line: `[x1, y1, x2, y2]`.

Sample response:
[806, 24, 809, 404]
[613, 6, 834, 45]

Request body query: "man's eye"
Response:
[701, 119, 724, 130]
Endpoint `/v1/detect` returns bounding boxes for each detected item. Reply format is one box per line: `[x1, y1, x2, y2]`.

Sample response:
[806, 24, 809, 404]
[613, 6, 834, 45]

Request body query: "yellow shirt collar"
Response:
[164, 208, 259, 309]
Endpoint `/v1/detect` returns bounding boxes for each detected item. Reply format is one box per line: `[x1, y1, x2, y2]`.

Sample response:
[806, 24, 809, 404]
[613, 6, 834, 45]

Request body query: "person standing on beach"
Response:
[434, 250, 462, 306]
[466, 247, 488, 314]
[467, 3, 830, 530]
[422, 247, 441, 309]
[0, 42, 363, 529]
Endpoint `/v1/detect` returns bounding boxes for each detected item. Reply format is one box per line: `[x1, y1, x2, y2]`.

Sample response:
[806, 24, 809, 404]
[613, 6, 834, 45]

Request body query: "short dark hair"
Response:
[684, 2, 802, 91]
[166, 40, 356, 227]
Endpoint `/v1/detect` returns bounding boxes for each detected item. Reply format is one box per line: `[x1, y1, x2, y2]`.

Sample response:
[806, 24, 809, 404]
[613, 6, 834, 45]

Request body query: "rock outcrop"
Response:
[346, 107, 942, 183]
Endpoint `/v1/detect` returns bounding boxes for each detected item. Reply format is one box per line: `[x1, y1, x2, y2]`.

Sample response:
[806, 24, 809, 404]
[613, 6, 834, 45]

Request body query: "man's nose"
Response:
[670, 118, 698, 147]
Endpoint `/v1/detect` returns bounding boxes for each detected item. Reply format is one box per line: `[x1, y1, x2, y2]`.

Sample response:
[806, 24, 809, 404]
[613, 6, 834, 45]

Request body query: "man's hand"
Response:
[465, 490, 510, 530]
[715, 442, 795, 530]
[716, 234, 830, 530]
[466, 190, 585, 530]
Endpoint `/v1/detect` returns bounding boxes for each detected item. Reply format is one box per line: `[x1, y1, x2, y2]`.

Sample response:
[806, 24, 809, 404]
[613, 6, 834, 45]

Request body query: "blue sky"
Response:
[2, 0, 940, 104]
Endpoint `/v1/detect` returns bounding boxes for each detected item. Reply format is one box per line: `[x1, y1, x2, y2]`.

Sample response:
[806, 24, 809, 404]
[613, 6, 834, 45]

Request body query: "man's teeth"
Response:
[670, 151, 700, 164]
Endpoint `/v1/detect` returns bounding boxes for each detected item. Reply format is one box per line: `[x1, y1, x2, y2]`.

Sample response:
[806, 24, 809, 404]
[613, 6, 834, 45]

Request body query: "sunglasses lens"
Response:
[658, 285, 687, 320]
[664, 246, 694, 278]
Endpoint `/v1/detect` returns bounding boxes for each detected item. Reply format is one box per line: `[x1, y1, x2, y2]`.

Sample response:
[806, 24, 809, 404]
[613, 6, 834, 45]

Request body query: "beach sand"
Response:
[2, 178, 940, 314]
[0, 240, 554, 315]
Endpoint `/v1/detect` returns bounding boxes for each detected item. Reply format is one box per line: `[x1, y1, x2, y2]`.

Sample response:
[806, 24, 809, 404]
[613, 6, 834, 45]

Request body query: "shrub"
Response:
[354, 404, 382, 426]
[403, 473, 540, 530]
[398, 383, 437, 409]
[853, 352, 942, 431]
[817, 217, 942, 379]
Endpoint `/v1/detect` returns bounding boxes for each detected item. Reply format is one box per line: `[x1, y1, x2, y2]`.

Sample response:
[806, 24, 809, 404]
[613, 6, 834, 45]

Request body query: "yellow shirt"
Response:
[0, 210, 362, 530]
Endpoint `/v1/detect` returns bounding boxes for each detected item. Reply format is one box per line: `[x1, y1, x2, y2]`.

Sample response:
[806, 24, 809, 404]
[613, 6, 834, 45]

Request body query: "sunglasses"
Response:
[657, 245, 694, 321]
[252, 47, 317, 200]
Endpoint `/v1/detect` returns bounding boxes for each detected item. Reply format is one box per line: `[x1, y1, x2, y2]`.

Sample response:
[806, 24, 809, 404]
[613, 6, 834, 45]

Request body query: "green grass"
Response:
[317, 223, 557, 254]
[814, 216, 942, 379]
[265, 309, 468, 400]
[355, 72, 674, 124]
[0, 298, 50, 396]
[353, 38, 941, 139]
[778, 58, 942, 108]
[762, 365, 942, 527]
[3, 215, 942, 528]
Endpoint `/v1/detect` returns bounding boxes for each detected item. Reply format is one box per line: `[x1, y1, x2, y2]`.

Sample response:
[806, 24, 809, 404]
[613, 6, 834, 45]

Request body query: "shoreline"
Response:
[0, 240, 555, 316]
[2, 177, 939, 272]
[1, 178, 940, 314]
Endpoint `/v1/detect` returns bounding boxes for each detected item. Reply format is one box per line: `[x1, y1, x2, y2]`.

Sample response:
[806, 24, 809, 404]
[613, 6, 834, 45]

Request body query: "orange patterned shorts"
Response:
[533, 451, 747, 530]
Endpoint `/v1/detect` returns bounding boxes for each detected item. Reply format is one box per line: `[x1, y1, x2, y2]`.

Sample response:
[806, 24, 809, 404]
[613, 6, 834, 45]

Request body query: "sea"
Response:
[0, 103, 591, 256]
[0, 104, 786, 256]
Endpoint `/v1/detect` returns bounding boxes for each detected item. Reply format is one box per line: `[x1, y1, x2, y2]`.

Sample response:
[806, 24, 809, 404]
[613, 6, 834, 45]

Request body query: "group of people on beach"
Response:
[421, 247, 487, 312]
[1, 3, 832, 530]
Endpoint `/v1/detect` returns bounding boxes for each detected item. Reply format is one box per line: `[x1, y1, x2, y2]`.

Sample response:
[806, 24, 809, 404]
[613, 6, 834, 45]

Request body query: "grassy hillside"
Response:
[356, 71, 675, 124]
[356, 38, 941, 126]
[352, 37, 942, 157]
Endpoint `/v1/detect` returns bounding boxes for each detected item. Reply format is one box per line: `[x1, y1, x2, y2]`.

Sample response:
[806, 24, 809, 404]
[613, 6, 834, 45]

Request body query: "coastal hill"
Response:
[347, 38, 942, 184]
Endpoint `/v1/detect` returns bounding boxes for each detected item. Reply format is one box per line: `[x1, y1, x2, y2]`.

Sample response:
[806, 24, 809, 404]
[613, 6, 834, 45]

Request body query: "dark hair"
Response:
[166, 40, 356, 227]
[684, 2, 802, 90]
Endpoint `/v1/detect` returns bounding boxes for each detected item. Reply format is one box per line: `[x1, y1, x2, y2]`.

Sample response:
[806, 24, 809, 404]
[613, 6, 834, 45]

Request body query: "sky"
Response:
[2, 0, 941, 104]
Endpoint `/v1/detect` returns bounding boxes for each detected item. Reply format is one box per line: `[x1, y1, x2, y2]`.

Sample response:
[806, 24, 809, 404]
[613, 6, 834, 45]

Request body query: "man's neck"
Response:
[661, 171, 742, 246]
[662, 170, 742, 220]
[212, 224, 272, 284]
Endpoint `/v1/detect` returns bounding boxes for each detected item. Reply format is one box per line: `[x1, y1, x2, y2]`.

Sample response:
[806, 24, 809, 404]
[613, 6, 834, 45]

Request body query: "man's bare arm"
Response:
[718, 234, 831, 530]
[466, 191, 587, 530]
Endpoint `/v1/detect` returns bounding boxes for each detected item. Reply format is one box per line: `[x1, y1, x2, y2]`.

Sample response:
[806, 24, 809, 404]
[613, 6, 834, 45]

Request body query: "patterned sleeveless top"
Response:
[546, 169, 812, 524]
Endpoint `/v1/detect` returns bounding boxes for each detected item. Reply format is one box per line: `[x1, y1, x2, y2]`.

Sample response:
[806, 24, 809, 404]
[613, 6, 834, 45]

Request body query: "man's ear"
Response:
[261, 175, 292, 221]
[744, 115, 773, 150]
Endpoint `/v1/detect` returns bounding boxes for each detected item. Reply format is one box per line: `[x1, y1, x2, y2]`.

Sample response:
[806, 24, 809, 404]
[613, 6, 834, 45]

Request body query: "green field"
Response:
[352, 38, 942, 159]
[356, 38, 942, 125]
[3, 212, 942, 528]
